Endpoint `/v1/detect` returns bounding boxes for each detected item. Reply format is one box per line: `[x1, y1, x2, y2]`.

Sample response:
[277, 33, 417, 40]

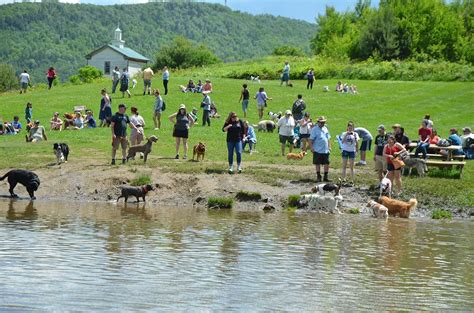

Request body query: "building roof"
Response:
[85, 44, 149, 62]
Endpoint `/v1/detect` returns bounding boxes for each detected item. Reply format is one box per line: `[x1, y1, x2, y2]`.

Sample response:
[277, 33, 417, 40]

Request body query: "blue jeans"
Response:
[227, 141, 242, 166]
[415, 142, 430, 159]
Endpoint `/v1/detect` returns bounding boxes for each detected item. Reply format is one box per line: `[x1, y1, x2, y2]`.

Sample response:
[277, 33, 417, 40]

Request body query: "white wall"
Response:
[87, 48, 147, 78]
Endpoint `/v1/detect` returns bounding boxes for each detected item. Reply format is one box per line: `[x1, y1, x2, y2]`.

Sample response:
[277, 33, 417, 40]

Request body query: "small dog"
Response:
[117, 184, 153, 203]
[250, 75, 261, 84]
[268, 111, 282, 122]
[379, 173, 392, 198]
[0, 169, 40, 200]
[286, 151, 306, 160]
[53, 143, 69, 164]
[367, 200, 389, 219]
[193, 142, 206, 161]
[311, 179, 342, 196]
[254, 120, 276, 132]
[379, 196, 417, 218]
[126, 135, 158, 163]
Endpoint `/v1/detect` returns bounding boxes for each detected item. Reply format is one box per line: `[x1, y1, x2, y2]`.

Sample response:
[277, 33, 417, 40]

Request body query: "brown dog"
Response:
[193, 142, 206, 161]
[287, 151, 306, 160]
[378, 196, 417, 218]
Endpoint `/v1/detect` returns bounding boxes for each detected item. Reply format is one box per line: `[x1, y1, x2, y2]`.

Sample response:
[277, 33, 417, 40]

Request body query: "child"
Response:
[84, 110, 97, 128]
[242, 120, 257, 153]
[188, 107, 198, 123]
[210, 103, 220, 118]
[25, 102, 32, 124]
[11, 116, 22, 133]
[341, 121, 359, 185]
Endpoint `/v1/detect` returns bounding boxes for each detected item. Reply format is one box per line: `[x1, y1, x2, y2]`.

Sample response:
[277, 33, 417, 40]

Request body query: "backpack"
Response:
[161, 101, 166, 111]
[465, 136, 474, 148]
[437, 139, 450, 147]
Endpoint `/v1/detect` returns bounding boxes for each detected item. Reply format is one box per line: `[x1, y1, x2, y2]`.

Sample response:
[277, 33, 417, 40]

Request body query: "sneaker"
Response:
[111, 159, 116, 165]
[183, 155, 187, 160]
[228, 165, 234, 174]
[238, 166, 242, 173]
[175, 154, 179, 159]
[154, 128, 159, 130]
[356, 161, 366, 166]
[122, 158, 126, 164]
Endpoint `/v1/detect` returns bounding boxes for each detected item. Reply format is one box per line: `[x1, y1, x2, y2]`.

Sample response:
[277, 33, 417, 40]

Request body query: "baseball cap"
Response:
[392, 123, 401, 128]
[377, 124, 385, 130]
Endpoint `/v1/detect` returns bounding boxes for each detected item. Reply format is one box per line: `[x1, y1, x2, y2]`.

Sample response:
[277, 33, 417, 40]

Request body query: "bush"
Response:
[69, 75, 81, 85]
[153, 36, 221, 70]
[287, 194, 300, 207]
[431, 209, 453, 219]
[130, 174, 152, 186]
[77, 66, 102, 83]
[272, 45, 305, 57]
[208, 197, 233, 209]
[235, 191, 262, 201]
[0, 64, 18, 92]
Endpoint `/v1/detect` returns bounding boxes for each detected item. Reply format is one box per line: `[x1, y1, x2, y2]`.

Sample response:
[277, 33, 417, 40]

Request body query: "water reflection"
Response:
[0, 200, 472, 311]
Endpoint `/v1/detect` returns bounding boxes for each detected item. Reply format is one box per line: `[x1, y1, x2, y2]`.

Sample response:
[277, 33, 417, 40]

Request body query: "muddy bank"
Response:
[0, 162, 471, 219]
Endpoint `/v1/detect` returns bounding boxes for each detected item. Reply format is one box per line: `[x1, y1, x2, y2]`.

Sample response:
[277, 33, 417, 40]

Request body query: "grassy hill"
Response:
[0, 2, 315, 81]
[0, 74, 473, 207]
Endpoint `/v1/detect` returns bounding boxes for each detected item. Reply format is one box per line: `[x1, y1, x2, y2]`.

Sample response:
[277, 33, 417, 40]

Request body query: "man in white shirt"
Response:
[278, 110, 295, 156]
[19, 70, 30, 94]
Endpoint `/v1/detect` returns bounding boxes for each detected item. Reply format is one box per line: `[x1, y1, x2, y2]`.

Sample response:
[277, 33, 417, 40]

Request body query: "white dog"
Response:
[367, 200, 389, 219]
[268, 111, 282, 122]
[379, 172, 392, 198]
[300, 193, 343, 214]
[250, 75, 261, 84]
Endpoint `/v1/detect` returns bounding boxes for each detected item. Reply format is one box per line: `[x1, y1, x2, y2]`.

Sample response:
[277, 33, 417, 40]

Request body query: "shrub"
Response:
[208, 197, 233, 209]
[130, 174, 152, 186]
[69, 75, 81, 85]
[235, 191, 262, 201]
[287, 194, 300, 207]
[272, 45, 305, 57]
[432, 209, 453, 219]
[77, 66, 102, 83]
[0, 63, 18, 92]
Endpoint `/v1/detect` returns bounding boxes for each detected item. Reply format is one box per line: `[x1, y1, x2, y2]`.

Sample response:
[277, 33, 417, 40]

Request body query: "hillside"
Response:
[0, 2, 315, 81]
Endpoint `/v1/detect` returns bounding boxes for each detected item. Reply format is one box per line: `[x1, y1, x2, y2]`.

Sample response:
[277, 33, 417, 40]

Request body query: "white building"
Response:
[85, 27, 149, 78]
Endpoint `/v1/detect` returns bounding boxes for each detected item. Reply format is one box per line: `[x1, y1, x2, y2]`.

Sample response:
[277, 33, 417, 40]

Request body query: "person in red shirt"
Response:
[383, 135, 406, 196]
[46, 67, 57, 90]
[414, 120, 432, 159]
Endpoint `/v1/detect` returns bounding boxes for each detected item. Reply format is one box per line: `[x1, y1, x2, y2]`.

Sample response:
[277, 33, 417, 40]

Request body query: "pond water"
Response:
[0, 200, 473, 311]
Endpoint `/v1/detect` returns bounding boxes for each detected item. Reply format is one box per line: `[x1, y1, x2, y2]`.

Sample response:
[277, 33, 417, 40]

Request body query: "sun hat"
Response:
[317, 116, 327, 123]
[377, 124, 385, 130]
[392, 123, 401, 128]
[179, 104, 186, 109]
[285, 110, 292, 115]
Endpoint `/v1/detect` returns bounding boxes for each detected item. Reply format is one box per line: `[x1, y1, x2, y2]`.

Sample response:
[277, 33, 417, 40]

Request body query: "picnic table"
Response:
[408, 142, 466, 174]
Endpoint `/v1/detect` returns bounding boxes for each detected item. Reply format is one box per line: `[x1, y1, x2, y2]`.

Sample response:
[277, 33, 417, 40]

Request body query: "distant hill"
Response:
[0, 2, 315, 81]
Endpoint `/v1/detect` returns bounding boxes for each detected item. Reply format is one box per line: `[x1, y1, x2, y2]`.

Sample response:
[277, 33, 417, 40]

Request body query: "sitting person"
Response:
[343, 83, 349, 93]
[443, 128, 463, 156]
[84, 110, 97, 128]
[50, 112, 63, 131]
[26, 120, 47, 142]
[71, 112, 84, 130]
[462, 127, 474, 159]
[188, 107, 198, 123]
[209, 103, 220, 118]
[335, 81, 343, 92]
[414, 120, 432, 159]
[11, 116, 22, 133]
[186, 80, 196, 93]
[195, 80, 203, 93]
[2, 121, 16, 135]
[242, 120, 257, 153]
[349, 84, 358, 94]
[203, 79, 212, 94]
[428, 128, 440, 154]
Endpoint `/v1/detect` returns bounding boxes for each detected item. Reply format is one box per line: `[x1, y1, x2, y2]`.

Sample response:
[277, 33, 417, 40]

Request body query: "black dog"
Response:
[0, 169, 40, 200]
[53, 143, 69, 164]
[117, 184, 154, 203]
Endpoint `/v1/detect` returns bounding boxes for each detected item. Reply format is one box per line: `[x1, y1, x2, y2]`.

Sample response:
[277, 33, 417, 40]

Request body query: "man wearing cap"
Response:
[446, 128, 464, 156]
[277, 110, 296, 156]
[110, 104, 137, 165]
[374, 125, 388, 181]
[309, 116, 331, 182]
[354, 126, 373, 166]
[26, 120, 47, 143]
[392, 124, 410, 150]
[462, 127, 474, 159]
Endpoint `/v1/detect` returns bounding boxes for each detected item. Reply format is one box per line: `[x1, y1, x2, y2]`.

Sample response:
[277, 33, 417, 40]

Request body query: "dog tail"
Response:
[408, 198, 418, 211]
[0, 171, 11, 181]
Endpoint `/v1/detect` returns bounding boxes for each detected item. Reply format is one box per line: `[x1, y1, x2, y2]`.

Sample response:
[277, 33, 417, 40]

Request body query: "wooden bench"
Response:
[425, 160, 466, 173]
[409, 153, 465, 161]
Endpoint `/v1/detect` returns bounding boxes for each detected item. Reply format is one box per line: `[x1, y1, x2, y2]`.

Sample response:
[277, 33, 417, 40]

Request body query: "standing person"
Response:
[25, 102, 32, 124]
[280, 61, 290, 86]
[142, 67, 154, 96]
[309, 116, 331, 182]
[383, 135, 406, 196]
[162, 66, 169, 95]
[111, 66, 121, 94]
[46, 67, 57, 90]
[99, 89, 112, 127]
[129, 107, 145, 148]
[341, 121, 359, 185]
[120, 68, 131, 98]
[153, 89, 164, 130]
[201, 92, 211, 127]
[169, 104, 194, 160]
[19, 70, 30, 94]
[299, 112, 313, 152]
[354, 126, 373, 166]
[374, 125, 388, 182]
[110, 104, 137, 165]
[414, 120, 432, 159]
[254, 87, 271, 120]
[25, 120, 47, 143]
[423, 114, 433, 129]
[222, 112, 245, 174]
[306, 68, 315, 90]
[291, 94, 306, 122]
[278, 110, 296, 156]
[392, 124, 410, 150]
[239, 84, 250, 118]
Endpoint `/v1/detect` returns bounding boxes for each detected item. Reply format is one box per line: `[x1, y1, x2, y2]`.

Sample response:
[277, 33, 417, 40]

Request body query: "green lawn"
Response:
[0, 76, 473, 207]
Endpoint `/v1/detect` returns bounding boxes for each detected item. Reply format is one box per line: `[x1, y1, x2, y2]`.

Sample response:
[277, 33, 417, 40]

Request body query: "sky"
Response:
[0, 0, 379, 23]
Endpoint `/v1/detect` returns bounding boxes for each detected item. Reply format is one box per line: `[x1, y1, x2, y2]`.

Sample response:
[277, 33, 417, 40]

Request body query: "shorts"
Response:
[257, 103, 265, 110]
[279, 135, 294, 144]
[173, 128, 188, 139]
[387, 163, 398, 172]
[242, 99, 249, 112]
[313, 152, 330, 165]
[144, 79, 151, 88]
[342, 150, 356, 159]
[21, 82, 28, 89]
[300, 134, 310, 139]
[375, 155, 387, 171]
[360, 140, 372, 151]
[281, 73, 289, 82]
[112, 136, 128, 150]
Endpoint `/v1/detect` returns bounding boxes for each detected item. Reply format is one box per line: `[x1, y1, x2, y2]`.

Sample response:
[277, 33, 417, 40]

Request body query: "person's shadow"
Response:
[7, 200, 37, 221]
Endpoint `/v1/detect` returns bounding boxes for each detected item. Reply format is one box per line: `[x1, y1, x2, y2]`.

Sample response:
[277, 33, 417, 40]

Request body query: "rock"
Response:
[262, 204, 276, 212]
[262, 198, 269, 203]
[195, 196, 205, 203]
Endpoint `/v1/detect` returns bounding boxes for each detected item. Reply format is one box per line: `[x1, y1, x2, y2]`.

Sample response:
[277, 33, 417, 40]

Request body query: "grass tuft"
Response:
[287, 194, 300, 207]
[208, 197, 233, 209]
[130, 174, 152, 186]
[349, 208, 360, 214]
[431, 209, 453, 219]
[235, 190, 262, 201]
[427, 168, 461, 179]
